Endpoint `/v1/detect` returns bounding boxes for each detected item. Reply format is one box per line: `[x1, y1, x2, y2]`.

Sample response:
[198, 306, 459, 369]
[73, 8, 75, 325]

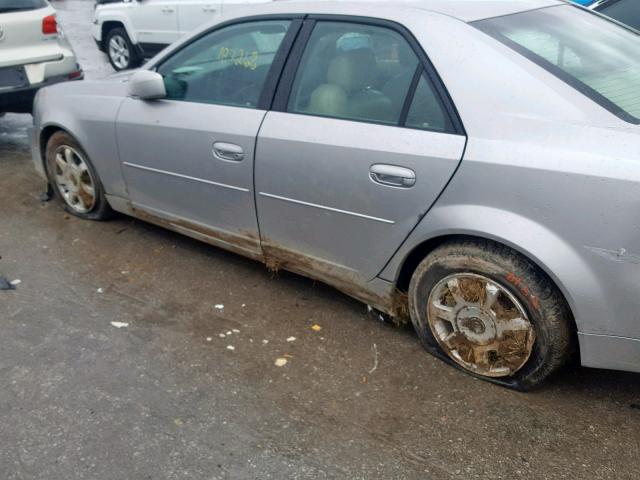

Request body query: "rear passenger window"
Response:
[287, 21, 454, 133]
[157, 20, 290, 108]
[288, 22, 419, 125]
[406, 74, 453, 132]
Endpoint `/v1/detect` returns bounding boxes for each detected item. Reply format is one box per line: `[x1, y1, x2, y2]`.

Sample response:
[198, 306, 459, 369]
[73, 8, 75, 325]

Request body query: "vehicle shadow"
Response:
[128, 216, 640, 400]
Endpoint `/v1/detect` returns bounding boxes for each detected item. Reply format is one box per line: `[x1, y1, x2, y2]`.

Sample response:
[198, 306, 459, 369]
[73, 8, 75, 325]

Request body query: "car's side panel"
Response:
[381, 123, 640, 351]
[178, 0, 222, 34]
[125, 0, 180, 47]
[32, 80, 129, 198]
[115, 99, 266, 257]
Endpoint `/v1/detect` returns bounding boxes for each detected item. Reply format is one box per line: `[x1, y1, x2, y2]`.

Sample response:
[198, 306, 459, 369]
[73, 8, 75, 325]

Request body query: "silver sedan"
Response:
[30, 0, 640, 389]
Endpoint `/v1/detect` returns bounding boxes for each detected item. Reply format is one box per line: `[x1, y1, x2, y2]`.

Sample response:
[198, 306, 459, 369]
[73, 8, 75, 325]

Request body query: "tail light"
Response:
[67, 70, 83, 80]
[42, 15, 58, 35]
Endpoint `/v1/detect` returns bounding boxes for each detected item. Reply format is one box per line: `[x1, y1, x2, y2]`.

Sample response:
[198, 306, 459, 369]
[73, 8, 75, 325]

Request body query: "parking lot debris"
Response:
[215, 304, 224, 310]
[97, 288, 104, 294]
[226, 345, 235, 351]
[286, 336, 296, 342]
[311, 324, 322, 332]
[110, 321, 129, 329]
[274, 358, 288, 367]
[369, 344, 379, 374]
[0, 277, 16, 290]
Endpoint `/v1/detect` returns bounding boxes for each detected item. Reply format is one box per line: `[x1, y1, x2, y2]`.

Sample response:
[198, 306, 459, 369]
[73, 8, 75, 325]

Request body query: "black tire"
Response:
[105, 28, 141, 71]
[408, 239, 573, 391]
[45, 131, 114, 221]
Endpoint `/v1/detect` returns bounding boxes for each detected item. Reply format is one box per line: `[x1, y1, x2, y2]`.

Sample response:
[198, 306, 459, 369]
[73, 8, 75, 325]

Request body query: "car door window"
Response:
[157, 20, 291, 108]
[599, 0, 640, 31]
[405, 74, 453, 133]
[288, 22, 421, 125]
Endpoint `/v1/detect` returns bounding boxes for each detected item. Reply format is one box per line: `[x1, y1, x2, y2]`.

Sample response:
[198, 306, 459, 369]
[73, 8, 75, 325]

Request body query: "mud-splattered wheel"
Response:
[409, 239, 573, 390]
[45, 131, 114, 220]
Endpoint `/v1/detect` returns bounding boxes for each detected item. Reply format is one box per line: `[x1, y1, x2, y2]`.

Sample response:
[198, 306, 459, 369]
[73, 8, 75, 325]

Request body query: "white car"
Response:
[0, 0, 82, 114]
[92, 0, 271, 71]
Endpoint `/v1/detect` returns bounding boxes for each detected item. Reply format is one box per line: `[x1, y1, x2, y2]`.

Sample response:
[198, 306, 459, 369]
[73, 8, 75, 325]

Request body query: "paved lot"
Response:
[1, 1, 639, 479]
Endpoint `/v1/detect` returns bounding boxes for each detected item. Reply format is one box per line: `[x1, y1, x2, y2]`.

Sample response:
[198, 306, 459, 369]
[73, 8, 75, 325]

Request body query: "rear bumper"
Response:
[579, 332, 640, 373]
[0, 72, 83, 113]
[0, 47, 82, 113]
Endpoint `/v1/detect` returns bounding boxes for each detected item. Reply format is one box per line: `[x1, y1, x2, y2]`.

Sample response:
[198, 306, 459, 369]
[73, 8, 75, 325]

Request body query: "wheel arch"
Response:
[100, 17, 137, 48]
[39, 124, 70, 174]
[384, 205, 603, 327]
[393, 231, 580, 363]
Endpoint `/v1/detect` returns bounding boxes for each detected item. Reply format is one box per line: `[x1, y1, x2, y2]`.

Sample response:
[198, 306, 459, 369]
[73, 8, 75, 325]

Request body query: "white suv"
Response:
[92, 0, 271, 71]
[0, 0, 82, 114]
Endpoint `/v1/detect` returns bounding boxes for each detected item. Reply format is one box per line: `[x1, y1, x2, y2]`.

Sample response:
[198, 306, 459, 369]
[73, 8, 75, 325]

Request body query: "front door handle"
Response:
[203, 5, 217, 12]
[370, 164, 416, 188]
[213, 142, 244, 162]
[161, 7, 175, 13]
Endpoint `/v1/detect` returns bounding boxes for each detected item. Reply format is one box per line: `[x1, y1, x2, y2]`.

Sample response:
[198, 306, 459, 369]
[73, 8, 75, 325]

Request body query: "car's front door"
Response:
[177, 0, 222, 36]
[255, 20, 466, 280]
[117, 18, 298, 257]
[127, 0, 180, 49]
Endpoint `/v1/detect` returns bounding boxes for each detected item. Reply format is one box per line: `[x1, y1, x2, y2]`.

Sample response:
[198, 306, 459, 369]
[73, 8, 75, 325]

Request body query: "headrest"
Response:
[327, 49, 376, 93]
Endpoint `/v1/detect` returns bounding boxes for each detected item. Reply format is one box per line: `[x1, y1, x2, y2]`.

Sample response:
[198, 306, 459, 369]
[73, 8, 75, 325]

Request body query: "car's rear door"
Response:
[255, 18, 466, 280]
[116, 17, 301, 258]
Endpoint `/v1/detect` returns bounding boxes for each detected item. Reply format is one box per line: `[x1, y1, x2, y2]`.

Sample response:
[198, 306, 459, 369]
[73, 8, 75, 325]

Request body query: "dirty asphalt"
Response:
[1, 1, 639, 479]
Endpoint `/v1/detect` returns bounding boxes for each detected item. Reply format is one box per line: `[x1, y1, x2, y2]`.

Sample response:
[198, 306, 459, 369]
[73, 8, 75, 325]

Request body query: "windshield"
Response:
[474, 5, 640, 123]
[0, 0, 47, 12]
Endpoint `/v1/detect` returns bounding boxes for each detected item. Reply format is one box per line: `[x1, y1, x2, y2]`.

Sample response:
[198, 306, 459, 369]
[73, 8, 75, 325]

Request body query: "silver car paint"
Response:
[116, 98, 266, 258]
[31, 0, 640, 373]
[255, 112, 466, 280]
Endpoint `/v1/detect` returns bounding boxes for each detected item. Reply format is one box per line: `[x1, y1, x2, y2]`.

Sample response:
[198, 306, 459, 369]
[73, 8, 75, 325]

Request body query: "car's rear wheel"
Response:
[408, 239, 573, 390]
[106, 28, 140, 71]
[45, 131, 114, 220]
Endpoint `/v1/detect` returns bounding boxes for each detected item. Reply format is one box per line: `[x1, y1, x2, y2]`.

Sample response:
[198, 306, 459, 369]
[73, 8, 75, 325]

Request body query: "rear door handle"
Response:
[213, 142, 244, 162]
[203, 5, 217, 12]
[161, 7, 175, 13]
[370, 164, 416, 188]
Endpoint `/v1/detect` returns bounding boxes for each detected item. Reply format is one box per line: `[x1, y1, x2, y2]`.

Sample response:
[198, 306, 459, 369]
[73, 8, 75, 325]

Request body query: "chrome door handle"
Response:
[203, 5, 217, 12]
[213, 142, 244, 162]
[370, 164, 416, 188]
[161, 7, 175, 13]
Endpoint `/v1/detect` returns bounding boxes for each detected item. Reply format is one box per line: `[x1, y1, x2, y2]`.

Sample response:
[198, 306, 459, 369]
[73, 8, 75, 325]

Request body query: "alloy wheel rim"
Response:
[426, 273, 535, 378]
[53, 145, 96, 214]
[109, 35, 130, 69]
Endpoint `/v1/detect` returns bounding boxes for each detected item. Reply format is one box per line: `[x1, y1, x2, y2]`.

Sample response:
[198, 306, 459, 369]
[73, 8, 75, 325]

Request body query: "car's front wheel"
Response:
[45, 131, 114, 220]
[106, 28, 140, 71]
[408, 239, 573, 390]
